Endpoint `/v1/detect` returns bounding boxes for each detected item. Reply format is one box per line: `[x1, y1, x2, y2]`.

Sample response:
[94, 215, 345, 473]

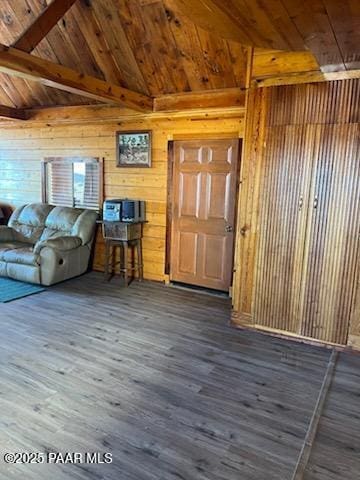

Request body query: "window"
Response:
[42, 157, 103, 210]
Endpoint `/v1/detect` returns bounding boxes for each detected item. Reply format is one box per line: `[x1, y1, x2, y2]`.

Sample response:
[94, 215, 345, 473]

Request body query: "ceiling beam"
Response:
[12, 0, 79, 53]
[0, 105, 28, 120]
[0, 0, 79, 119]
[0, 103, 243, 126]
[0, 44, 153, 112]
[154, 88, 246, 111]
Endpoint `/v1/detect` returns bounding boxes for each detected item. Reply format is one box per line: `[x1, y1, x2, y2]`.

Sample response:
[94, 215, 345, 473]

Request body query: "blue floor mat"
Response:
[0, 277, 46, 303]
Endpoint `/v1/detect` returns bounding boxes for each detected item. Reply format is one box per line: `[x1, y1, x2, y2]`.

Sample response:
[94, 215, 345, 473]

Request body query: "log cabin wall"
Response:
[0, 107, 244, 282]
[232, 78, 360, 349]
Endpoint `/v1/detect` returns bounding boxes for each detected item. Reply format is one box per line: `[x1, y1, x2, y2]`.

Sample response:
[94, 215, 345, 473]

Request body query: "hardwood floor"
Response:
[0, 272, 358, 479]
[305, 353, 360, 480]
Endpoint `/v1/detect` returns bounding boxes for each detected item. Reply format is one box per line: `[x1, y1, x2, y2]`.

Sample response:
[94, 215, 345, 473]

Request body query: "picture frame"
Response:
[116, 130, 152, 168]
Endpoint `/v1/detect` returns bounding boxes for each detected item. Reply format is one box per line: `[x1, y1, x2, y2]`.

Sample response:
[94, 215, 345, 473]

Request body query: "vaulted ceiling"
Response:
[0, 0, 357, 111]
[0, 0, 249, 108]
[170, 0, 360, 72]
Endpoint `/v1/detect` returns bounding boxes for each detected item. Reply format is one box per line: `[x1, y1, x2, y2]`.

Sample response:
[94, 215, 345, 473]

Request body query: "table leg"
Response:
[104, 240, 110, 280]
[123, 241, 128, 287]
[137, 239, 144, 281]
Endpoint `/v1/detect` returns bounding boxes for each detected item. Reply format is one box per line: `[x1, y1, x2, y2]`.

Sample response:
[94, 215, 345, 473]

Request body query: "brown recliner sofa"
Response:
[0, 203, 98, 285]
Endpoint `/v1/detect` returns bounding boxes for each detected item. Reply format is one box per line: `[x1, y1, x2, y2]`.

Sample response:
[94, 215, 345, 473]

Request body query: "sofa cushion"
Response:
[3, 246, 40, 266]
[9, 203, 54, 244]
[0, 242, 30, 261]
[7, 263, 40, 284]
[3, 246, 40, 265]
[40, 206, 84, 241]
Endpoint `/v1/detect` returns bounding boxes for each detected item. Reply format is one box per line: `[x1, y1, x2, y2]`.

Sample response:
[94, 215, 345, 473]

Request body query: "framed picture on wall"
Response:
[116, 130, 152, 168]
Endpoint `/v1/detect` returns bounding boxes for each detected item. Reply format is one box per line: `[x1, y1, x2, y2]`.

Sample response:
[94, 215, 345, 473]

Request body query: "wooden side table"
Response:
[98, 221, 144, 286]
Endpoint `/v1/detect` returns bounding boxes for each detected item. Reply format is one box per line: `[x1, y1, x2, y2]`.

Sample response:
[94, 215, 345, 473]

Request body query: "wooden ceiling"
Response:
[0, 0, 249, 109]
[170, 0, 360, 72]
[0, 0, 357, 113]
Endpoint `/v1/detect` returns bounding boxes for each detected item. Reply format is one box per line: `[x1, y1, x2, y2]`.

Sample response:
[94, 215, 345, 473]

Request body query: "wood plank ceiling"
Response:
[0, 0, 249, 108]
[170, 0, 360, 72]
[0, 0, 358, 110]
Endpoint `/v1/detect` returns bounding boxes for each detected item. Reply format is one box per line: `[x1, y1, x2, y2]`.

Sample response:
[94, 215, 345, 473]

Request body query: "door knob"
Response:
[225, 225, 233, 233]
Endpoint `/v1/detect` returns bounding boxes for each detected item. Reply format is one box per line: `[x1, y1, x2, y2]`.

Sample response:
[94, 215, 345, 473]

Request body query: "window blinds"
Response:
[48, 162, 73, 207]
[80, 162, 100, 209]
[43, 158, 101, 210]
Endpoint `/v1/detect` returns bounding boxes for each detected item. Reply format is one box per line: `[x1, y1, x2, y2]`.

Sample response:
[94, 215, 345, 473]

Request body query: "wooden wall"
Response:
[0, 107, 244, 282]
[232, 78, 360, 348]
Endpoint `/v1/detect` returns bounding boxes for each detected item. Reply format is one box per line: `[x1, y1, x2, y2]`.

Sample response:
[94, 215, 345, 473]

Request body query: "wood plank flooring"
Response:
[0, 272, 358, 479]
[304, 353, 360, 480]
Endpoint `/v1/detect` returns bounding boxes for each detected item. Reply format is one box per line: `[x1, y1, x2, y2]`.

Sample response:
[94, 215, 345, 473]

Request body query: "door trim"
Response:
[165, 137, 242, 288]
[165, 140, 174, 276]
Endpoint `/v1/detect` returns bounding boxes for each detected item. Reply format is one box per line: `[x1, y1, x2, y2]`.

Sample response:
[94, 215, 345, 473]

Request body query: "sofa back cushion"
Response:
[40, 206, 83, 241]
[71, 209, 99, 245]
[40, 206, 97, 245]
[9, 203, 54, 244]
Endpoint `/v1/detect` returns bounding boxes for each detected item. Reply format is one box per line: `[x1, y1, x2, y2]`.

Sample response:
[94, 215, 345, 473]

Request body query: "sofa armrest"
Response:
[34, 236, 82, 255]
[0, 225, 15, 242]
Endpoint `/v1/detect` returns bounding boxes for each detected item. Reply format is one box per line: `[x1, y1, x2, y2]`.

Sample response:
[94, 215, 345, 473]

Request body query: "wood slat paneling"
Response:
[233, 78, 360, 348]
[253, 125, 315, 333]
[300, 123, 360, 344]
[267, 79, 360, 126]
[0, 109, 244, 282]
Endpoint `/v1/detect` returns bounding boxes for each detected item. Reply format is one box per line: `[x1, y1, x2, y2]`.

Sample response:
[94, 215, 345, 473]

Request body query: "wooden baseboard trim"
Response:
[347, 334, 360, 350]
[252, 324, 344, 348]
[230, 314, 352, 351]
[230, 310, 253, 327]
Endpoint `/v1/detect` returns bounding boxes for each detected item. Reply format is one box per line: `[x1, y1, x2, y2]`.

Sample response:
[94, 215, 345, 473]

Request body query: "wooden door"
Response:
[299, 124, 360, 344]
[234, 81, 360, 348]
[253, 125, 317, 333]
[254, 123, 359, 345]
[170, 139, 239, 291]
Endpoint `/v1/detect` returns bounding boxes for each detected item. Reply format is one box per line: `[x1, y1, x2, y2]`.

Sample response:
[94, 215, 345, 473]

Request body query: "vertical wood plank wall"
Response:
[0, 110, 244, 282]
[233, 78, 360, 347]
[300, 123, 360, 344]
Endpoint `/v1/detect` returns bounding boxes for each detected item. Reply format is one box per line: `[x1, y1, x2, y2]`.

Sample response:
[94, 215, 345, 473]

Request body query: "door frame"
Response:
[165, 137, 242, 291]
